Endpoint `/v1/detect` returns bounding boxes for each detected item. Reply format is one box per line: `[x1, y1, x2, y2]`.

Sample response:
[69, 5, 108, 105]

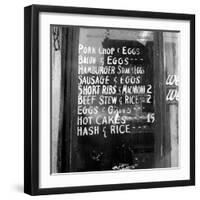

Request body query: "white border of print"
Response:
[39, 12, 190, 188]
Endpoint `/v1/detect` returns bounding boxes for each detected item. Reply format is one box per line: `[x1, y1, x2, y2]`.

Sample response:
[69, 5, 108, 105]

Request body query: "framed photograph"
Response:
[24, 4, 195, 195]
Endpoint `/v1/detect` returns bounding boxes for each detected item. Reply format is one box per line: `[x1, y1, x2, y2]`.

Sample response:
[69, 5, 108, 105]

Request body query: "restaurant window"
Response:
[51, 26, 179, 173]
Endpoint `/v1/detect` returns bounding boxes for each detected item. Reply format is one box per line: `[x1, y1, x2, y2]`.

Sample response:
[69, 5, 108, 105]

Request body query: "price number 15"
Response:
[147, 113, 155, 123]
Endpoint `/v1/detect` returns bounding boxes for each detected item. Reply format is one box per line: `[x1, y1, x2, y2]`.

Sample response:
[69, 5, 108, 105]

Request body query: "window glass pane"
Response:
[51, 26, 180, 173]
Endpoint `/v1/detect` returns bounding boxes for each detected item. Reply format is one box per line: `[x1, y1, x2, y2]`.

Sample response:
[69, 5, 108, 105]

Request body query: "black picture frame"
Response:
[24, 4, 195, 195]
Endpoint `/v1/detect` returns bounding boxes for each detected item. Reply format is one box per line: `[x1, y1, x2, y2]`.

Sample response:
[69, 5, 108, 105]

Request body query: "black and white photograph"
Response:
[24, 5, 195, 195]
[51, 26, 180, 173]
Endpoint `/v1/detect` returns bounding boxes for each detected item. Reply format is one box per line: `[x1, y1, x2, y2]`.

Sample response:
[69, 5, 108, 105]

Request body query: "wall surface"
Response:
[0, 0, 199, 199]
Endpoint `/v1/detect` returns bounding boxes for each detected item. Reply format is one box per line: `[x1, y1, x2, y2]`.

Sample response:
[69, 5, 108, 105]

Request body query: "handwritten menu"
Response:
[77, 39, 154, 137]
[76, 39, 154, 170]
